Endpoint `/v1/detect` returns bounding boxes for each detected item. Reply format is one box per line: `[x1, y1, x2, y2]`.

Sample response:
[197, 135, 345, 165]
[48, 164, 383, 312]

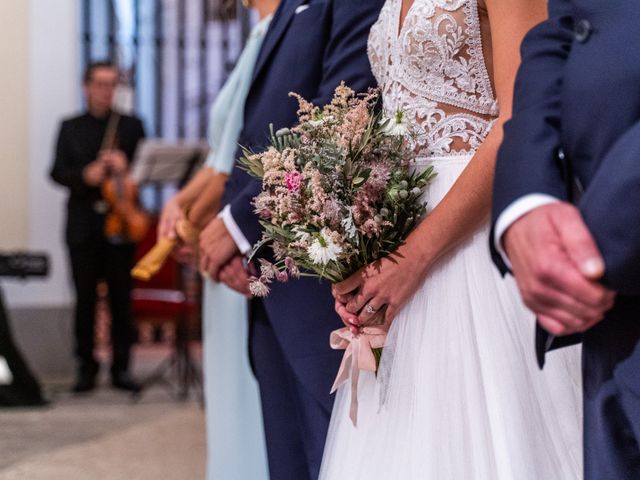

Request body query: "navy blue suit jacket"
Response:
[492, 0, 640, 291]
[492, 2, 640, 476]
[223, 0, 383, 413]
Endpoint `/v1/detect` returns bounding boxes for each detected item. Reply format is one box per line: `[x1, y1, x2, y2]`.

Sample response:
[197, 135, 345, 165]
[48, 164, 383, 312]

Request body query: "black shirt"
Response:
[50, 112, 145, 245]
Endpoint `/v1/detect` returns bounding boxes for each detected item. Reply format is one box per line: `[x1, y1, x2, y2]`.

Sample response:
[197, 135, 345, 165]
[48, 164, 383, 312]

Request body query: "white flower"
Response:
[383, 110, 410, 137]
[249, 279, 271, 297]
[307, 229, 343, 266]
[259, 259, 277, 280]
[309, 115, 335, 127]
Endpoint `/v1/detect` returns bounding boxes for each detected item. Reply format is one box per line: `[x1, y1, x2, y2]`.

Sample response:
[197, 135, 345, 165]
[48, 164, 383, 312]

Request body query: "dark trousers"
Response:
[249, 299, 331, 480]
[583, 297, 640, 479]
[68, 239, 135, 375]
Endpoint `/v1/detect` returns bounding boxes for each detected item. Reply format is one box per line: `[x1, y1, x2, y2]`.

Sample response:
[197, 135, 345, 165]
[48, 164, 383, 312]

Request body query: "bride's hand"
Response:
[333, 244, 432, 326]
[333, 294, 386, 331]
[333, 299, 360, 334]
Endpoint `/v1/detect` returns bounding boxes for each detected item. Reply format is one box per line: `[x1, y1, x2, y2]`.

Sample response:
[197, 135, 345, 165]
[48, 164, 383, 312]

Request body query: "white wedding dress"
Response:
[319, 1, 583, 479]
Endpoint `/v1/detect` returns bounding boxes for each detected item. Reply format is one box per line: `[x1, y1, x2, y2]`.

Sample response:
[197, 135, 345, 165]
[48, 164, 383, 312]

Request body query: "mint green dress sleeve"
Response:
[205, 15, 272, 173]
[203, 15, 273, 480]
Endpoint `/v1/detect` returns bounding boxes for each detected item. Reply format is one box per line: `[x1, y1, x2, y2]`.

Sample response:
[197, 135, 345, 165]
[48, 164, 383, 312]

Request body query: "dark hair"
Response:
[210, 0, 238, 21]
[83, 61, 118, 84]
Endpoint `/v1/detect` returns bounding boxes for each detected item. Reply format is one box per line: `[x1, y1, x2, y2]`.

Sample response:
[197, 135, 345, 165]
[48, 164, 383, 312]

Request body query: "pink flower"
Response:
[285, 257, 301, 278]
[259, 259, 278, 280]
[258, 209, 272, 220]
[361, 218, 382, 238]
[322, 199, 342, 227]
[287, 212, 301, 223]
[366, 163, 391, 193]
[285, 171, 303, 192]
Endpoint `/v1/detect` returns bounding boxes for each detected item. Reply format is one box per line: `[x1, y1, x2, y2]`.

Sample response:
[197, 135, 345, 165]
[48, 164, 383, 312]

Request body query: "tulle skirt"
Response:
[319, 154, 583, 480]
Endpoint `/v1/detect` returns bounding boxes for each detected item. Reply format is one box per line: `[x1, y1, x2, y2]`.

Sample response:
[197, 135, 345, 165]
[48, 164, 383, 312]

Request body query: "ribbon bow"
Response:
[330, 325, 387, 426]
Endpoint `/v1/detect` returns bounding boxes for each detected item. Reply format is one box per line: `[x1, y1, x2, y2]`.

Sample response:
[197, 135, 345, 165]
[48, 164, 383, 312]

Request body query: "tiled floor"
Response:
[0, 345, 206, 480]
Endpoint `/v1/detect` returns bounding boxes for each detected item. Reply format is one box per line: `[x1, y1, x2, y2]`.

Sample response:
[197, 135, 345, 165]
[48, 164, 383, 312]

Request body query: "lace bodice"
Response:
[368, 0, 498, 157]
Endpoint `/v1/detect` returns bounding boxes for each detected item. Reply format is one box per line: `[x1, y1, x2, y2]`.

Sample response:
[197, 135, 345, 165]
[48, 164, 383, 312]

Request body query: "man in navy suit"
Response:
[198, 1, 383, 478]
[491, 1, 640, 478]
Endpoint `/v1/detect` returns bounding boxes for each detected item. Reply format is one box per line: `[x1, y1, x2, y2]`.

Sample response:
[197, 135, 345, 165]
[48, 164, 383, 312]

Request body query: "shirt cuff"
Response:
[219, 204, 252, 255]
[495, 194, 560, 268]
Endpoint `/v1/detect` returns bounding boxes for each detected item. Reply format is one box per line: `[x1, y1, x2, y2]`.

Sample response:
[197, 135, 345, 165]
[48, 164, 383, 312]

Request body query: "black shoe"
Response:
[72, 362, 99, 394]
[72, 373, 97, 393]
[111, 372, 141, 393]
[0, 385, 51, 407]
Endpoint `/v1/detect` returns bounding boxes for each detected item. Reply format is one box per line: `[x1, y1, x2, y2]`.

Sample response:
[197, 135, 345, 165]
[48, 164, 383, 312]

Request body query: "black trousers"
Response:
[68, 239, 135, 375]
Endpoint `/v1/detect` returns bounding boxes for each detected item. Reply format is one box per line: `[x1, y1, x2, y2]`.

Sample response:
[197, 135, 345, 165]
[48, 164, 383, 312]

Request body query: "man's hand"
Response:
[82, 159, 107, 186]
[198, 217, 240, 281]
[99, 149, 128, 173]
[218, 255, 252, 297]
[172, 243, 197, 267]
[504, 202, 615, 336]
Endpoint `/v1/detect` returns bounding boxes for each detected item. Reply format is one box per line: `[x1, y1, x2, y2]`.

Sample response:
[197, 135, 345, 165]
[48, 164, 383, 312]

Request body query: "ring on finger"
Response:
[365, 304, 377, 315]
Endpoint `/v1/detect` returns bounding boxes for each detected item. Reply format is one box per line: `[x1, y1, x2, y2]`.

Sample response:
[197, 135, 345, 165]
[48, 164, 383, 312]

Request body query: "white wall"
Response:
[0, 2, 29, 250]
[2, 0, 80, 308]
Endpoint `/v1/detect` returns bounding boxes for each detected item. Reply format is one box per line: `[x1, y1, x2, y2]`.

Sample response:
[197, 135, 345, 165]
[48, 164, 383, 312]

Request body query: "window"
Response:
[81, 0, 252, 140]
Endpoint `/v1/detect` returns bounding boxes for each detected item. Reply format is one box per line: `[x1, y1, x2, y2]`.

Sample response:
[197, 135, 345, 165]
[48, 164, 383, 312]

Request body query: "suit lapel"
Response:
[251, 0, 307, 84]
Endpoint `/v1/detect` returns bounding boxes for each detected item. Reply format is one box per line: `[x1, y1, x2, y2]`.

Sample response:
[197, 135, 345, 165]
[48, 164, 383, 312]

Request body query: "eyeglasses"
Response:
[88, 80, 118, 90]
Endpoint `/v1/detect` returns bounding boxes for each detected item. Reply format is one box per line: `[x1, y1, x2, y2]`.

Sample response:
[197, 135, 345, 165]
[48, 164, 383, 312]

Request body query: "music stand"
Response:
[131, 140, 208, 404]
[131, 139, 209, 191]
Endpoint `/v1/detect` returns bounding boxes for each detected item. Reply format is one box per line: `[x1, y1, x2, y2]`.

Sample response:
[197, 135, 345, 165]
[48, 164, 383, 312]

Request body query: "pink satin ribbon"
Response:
[330, 325, 387, 426]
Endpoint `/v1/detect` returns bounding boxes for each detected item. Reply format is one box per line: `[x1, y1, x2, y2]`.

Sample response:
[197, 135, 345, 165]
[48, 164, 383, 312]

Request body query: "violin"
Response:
[102, 170, 150, 243]
[100, 112, 150, 244]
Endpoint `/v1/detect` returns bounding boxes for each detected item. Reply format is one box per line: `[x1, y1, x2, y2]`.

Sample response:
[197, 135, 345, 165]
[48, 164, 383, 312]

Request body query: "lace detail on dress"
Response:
[368, 0, 499, 157]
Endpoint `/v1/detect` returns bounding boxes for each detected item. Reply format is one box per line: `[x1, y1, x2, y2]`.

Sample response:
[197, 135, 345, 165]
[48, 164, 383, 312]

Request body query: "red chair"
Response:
[131, 223, 203, 402]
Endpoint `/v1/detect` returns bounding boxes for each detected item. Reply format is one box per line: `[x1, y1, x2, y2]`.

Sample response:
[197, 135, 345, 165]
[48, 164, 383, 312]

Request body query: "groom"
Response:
[197, 1, 383, 478]
[491, 0, 640, 478]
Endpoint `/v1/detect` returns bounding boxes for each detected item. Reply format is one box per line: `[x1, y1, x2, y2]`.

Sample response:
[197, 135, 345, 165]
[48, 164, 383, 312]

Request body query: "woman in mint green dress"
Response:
[158, 4, 277, 478]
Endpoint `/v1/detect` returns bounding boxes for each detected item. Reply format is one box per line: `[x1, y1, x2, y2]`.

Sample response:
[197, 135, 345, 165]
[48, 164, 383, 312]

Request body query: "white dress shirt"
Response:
[219, 204, 252, 255]
[494, 194, 560, 267]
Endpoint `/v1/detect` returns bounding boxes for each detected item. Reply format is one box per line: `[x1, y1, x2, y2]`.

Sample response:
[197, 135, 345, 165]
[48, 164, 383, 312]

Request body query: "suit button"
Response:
[574, 19, 592, 43]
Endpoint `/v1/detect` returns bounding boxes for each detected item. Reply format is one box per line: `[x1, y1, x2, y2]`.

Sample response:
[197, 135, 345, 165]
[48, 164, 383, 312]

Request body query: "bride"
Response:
[320, 1, 585, 478]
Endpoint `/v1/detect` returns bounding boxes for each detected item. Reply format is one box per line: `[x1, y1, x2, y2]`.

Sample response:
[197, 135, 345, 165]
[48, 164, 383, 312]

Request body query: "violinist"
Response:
[50, 61, 145, 393]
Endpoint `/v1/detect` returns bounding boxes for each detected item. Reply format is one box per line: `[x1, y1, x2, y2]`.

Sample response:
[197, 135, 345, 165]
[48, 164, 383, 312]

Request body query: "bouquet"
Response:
[240, 83, 436, 424]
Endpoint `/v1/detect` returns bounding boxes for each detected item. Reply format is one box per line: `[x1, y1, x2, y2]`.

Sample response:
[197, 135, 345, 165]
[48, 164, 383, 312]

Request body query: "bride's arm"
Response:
[157, 167, 214, 239]
[334, 0, 548, 324]
[402, 0, 549, 269]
